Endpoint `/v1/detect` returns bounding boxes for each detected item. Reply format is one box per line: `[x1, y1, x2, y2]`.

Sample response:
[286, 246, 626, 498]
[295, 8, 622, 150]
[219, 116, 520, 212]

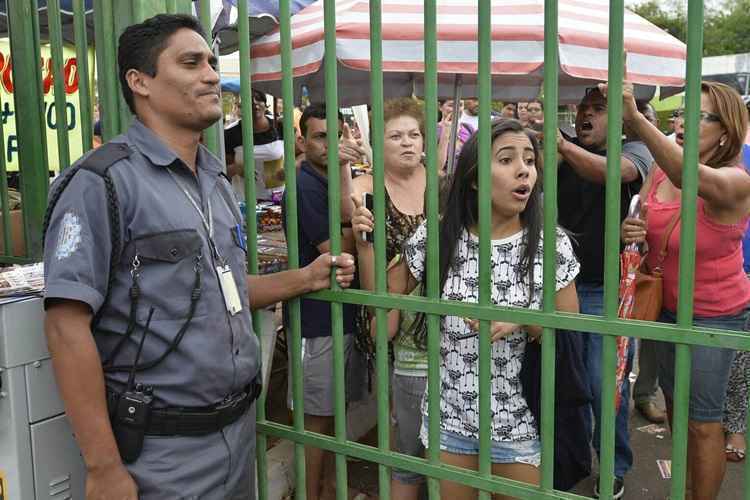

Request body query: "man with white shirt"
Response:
[224, 88, 284, 201]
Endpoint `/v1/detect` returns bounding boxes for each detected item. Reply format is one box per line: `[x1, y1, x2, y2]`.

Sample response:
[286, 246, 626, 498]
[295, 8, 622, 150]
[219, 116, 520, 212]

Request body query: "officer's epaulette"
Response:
[77, 142, 132, 176]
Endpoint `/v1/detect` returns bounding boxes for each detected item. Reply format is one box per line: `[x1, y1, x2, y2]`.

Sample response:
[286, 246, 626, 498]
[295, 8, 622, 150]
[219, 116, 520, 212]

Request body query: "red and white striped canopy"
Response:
[248, 0, 686, 105]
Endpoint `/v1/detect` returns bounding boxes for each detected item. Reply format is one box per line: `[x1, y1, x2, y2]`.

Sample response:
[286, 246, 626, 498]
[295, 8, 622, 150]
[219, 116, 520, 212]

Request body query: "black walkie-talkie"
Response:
[113, 308, 155, 463]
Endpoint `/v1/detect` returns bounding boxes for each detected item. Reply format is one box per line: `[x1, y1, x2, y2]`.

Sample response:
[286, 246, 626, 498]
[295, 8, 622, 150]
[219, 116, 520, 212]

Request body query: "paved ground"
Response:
[575, 397, 747, 500]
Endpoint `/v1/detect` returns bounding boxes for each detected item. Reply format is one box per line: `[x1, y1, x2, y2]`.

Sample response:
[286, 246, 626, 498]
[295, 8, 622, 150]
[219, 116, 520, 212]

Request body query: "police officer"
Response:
[43, 14, 355, 500]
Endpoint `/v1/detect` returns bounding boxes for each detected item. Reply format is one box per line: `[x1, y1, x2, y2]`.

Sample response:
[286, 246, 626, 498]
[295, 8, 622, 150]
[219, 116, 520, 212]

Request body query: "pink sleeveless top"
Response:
[644, 167, 750, 317]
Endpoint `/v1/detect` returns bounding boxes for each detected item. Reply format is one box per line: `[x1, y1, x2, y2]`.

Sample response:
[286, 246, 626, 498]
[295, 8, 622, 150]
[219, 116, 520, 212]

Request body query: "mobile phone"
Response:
[362, 192, 374, 243]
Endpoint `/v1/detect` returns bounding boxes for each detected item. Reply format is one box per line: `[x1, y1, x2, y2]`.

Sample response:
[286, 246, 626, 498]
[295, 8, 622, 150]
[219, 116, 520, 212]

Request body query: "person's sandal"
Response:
[725, 444, 746, 462]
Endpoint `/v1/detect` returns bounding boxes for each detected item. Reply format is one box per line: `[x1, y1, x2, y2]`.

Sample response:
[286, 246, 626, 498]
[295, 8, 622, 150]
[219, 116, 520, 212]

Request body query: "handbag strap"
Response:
[654, 210, 680, 270]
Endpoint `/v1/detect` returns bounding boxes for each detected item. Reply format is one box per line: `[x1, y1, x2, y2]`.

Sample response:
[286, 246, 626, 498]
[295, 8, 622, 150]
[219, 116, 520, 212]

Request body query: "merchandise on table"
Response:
[257, 233, 288, 275]
[0, 262, 44, 297]
[256, 203, 283, 233]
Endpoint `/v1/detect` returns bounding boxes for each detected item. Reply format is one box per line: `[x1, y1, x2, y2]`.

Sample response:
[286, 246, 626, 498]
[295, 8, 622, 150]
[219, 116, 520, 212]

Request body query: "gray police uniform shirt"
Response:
[43, 119, 260, 499]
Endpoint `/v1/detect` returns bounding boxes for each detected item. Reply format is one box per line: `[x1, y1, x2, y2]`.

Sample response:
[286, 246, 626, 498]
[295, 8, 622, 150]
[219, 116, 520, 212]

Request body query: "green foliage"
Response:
[703, 0, 750, 56]
[630, 0, 686, 44]
[629, 0, 750, 57]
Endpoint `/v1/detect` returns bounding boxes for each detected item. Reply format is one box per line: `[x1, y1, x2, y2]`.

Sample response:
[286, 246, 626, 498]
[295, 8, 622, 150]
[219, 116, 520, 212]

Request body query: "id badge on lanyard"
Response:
[168, 170, 243, 315]
[217, 264, 242, 315]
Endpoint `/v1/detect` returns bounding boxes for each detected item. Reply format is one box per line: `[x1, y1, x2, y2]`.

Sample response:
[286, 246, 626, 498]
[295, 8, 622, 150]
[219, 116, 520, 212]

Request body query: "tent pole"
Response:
[446, 73, 463, 176]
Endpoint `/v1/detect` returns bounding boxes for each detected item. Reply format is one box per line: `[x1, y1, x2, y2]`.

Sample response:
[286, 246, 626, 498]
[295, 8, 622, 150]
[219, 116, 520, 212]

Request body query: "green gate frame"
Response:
[2, 0, 749, 499]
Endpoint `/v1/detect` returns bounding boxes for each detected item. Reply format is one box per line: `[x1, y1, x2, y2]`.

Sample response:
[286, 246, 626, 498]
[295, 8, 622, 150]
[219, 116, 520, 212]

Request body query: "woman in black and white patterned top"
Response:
[353, 119, 580, 497]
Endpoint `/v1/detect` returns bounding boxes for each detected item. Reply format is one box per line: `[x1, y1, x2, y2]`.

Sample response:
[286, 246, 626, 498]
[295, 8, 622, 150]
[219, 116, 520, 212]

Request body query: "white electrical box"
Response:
[0, 297, 85, 499]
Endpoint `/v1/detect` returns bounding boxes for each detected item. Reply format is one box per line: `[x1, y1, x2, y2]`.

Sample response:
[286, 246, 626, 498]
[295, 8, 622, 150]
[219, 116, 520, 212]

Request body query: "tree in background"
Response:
[630, 0, 686, 46]
[703, 0, 750, 57]
[630, 0, 750, 57]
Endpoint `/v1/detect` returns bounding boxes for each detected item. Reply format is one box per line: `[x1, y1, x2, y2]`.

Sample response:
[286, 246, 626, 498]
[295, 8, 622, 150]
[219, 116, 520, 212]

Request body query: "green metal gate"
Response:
[2, 1, 749, 499]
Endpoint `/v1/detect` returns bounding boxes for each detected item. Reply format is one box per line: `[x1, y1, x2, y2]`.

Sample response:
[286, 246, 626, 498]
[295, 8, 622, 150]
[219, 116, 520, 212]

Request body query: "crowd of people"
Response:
[41, 12, 750, 500]
[279, 81, 750, 500]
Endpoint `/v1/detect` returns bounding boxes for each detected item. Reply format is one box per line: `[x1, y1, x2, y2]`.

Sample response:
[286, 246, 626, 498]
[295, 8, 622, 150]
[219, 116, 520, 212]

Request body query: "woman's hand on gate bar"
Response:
[306, 252, 356, 290]
[351, 193, 374, 245]
[621, 216, 647, 244]
[86, 461, 138, 500]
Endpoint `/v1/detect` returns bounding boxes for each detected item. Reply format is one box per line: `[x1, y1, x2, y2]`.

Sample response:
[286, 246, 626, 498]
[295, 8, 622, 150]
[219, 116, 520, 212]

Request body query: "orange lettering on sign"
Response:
[0, 52, 79, 95]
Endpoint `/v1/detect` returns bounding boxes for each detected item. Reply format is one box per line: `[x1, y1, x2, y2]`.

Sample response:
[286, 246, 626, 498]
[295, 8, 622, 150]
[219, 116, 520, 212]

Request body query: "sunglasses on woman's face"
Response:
[672, 109, 721, 123]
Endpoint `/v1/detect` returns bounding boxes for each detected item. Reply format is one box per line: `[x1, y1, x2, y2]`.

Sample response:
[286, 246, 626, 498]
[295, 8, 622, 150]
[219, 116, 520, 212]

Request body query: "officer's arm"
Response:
[44, 300, 130, 481]
[558, 138, 639, 184]
[247, 252, 356, 309]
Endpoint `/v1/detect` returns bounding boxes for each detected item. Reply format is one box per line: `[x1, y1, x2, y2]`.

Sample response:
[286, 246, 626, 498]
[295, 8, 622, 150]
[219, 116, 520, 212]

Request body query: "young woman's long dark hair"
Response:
[411, 118, 543, 347]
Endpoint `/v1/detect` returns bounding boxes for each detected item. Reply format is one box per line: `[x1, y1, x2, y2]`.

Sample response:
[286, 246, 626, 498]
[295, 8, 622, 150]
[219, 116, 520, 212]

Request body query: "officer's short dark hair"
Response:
[118, 14, 206, 114]
[299, 103, 344, 139]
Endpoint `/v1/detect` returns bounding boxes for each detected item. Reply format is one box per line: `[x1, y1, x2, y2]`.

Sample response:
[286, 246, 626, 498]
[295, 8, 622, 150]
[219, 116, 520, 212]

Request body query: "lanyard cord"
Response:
[166, 169, 223, 262]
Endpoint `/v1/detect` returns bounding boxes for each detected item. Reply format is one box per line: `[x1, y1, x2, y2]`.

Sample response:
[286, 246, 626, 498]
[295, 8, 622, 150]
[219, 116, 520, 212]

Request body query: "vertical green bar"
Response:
[0, 88, 12, 256]
[236, 1, 266, 499]
[423, 1, 441, 499]
[671, 0, 704, 497]
[47, 0, 71, 171]
[278, 1, 307, 498]
[540, 0, 559, 491]
[132, 1, 145, 25]
[368, 2, 391, 498]
[112, 2, 133, 134]
[178, 0, 193, 15]
[8, 0, 49, 258]
[477, 1, 492, 498]
[598, 1, 625, 499]
[322, 2, 348, 499]
[745, 384, 750, 500]
[199, 0, 220, 156]
[166, 0, 178, 14]
[94, 0, 120, 140]
[73, 0, 94, 153]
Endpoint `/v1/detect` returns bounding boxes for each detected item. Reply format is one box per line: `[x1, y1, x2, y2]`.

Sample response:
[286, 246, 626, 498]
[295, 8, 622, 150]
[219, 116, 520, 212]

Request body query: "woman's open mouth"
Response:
[512, 184, 531, 201]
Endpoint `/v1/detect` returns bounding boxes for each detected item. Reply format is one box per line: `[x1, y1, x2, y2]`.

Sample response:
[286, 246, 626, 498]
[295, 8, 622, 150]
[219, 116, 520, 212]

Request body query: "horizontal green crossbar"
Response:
[259, 421, 593, 500]
[310, 289, 750, 351]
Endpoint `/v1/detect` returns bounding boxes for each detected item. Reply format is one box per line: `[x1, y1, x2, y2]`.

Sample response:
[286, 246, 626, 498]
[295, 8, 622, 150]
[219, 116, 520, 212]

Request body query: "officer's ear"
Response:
[125, 69, 150, 100]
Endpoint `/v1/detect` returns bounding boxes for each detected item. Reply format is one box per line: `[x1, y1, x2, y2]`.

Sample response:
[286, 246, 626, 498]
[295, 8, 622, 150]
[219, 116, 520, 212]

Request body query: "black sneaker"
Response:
[593, 476, 625, 499]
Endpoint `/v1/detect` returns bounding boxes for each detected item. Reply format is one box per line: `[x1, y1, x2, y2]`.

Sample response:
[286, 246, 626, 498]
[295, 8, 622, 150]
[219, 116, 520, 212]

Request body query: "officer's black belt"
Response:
[107, 378, 261, 437]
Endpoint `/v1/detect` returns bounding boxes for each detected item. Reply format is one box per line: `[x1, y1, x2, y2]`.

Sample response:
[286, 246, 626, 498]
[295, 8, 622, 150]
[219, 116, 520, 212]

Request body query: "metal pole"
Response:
[671, 0, 704, 497]
[47, 0, 72, 171]
[540, 0, 560, 491]
[8, 0, 49, 258]
[445, 74, 463, 176]
[94, 0, 120, 139]
[73, 0, 94, 153]
[198, 0, 220, 156]
[477, 1, 492, 498]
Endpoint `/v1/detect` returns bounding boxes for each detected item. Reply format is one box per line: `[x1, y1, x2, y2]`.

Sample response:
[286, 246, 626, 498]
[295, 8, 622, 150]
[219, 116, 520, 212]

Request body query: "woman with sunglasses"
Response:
[614, 80, 750, 500]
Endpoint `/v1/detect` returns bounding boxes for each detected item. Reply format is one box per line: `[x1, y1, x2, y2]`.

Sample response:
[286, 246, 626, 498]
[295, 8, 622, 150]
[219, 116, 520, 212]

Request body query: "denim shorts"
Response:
[656, 305, 750, 422]
[439, 431, 541, 467]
